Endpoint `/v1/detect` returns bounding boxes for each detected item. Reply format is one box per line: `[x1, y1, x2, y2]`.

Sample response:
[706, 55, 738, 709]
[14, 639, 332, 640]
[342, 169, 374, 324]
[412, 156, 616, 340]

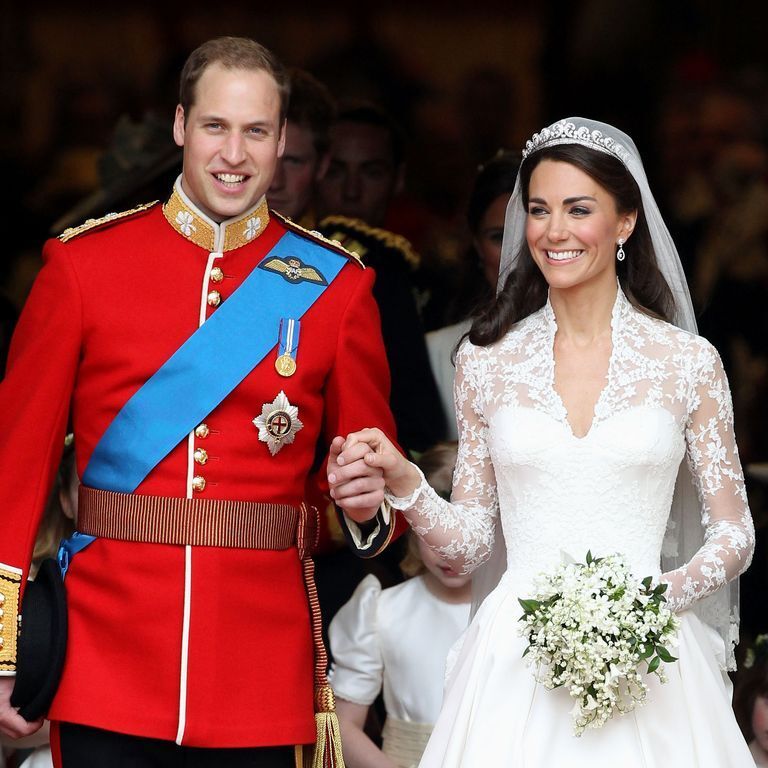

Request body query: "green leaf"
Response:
[655, 645, 677, 663]
[586, 550, 593, 565]
[647, 656, 661, 674]
[518, 598, 541, 614]
[639, 643, 654, 660]
[641, 576, 653, 590]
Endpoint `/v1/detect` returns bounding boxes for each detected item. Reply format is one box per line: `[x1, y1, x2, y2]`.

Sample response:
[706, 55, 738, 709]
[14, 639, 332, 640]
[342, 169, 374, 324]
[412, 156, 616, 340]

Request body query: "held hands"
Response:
[0, 677, 43, 739]
[327, 428, 420, 522]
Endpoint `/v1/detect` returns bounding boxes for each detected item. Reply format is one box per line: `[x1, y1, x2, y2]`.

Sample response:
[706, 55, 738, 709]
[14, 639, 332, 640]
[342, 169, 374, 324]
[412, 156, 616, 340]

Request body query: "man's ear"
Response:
[277, 119, 287, 158]
[173, 104, 186, 148]
[315, 151, 331, 182]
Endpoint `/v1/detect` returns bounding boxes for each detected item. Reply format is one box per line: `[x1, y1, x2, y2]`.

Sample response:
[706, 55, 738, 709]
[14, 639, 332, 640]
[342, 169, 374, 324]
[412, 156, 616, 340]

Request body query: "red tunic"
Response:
[0, 186, 397, 747]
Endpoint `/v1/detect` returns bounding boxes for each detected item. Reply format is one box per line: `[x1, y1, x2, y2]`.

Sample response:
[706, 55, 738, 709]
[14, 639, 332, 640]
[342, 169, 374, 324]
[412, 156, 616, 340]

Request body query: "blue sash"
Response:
[82, 231, 347, 494]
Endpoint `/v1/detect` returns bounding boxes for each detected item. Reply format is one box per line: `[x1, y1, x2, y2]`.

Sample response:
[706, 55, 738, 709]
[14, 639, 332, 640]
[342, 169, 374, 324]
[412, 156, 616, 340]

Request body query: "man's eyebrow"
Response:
[197, 114, 275, 127]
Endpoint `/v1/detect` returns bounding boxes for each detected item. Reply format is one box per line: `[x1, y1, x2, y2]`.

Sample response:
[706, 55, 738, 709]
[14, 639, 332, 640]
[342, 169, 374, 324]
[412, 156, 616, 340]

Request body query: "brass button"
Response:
[194, 448, 208, 465]
[207, 290, 221, 307]
[195, 423, 210, 439]
[192, 475, 206, 492]
[210, 266, 224, 283]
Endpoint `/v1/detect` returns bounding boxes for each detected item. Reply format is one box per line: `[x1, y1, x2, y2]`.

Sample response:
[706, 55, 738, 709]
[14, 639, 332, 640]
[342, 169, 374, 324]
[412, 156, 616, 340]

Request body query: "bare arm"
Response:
[336, 698, 398, 768]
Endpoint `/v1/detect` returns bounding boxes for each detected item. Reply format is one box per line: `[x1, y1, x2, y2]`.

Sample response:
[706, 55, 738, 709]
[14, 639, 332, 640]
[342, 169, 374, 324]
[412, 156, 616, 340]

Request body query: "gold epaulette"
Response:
[271, 211, 364, 269]
[58, 201, 159, 243]
[318, 215, 420, 270]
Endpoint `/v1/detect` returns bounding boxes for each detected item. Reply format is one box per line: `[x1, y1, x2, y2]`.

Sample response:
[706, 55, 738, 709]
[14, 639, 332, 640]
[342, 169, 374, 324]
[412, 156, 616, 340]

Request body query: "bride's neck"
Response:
[549, 280, 618, 344]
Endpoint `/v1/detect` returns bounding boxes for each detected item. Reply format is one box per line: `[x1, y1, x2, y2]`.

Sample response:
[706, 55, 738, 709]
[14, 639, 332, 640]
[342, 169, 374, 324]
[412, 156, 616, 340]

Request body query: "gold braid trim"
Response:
[312, 710, 345, 768]
[0, 564, 22, 672]
[272, 211, 364, 269]
[58, 201, 159, 242]
[297, 507, 346, 768]
[318, 215, 421, 270]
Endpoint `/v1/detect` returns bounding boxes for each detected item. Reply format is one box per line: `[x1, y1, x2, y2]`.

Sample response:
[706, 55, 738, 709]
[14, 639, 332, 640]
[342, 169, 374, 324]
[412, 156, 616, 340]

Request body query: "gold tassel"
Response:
[312, 685, 346, 768]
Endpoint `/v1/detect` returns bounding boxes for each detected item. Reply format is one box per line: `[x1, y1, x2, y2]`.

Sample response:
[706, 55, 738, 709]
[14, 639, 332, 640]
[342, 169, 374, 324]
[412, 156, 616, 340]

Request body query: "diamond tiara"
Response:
[522, 120, 632, 166]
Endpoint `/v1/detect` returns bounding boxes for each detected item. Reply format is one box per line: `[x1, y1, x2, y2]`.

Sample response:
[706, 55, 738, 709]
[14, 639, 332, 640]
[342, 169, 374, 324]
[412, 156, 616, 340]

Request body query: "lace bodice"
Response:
[389, 290, 754, 612]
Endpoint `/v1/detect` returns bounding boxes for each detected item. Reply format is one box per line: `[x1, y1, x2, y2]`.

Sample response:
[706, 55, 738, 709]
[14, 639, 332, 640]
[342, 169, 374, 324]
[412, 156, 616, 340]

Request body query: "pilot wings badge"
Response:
[259, 255, 328, 285]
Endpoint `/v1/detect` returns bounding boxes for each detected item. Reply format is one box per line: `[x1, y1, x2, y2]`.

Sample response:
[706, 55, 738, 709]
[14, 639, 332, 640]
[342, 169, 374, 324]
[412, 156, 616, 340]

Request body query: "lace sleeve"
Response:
[384, 343, 499, 574]
[661, 343, 755, 611]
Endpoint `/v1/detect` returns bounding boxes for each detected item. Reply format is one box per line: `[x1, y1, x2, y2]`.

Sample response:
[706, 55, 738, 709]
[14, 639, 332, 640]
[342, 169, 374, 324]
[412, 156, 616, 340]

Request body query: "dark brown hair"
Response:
[734, 660, 768, 742]
[400, 442, 459, 578]
[469, 144, 676, 347]
[287, 68, 336, 156]
[179, 37, 290, 123]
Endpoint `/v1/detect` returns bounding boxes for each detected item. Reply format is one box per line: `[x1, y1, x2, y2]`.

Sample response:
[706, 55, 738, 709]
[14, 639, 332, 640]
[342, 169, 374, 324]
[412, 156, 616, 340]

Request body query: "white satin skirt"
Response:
[420, 574, 754, 768]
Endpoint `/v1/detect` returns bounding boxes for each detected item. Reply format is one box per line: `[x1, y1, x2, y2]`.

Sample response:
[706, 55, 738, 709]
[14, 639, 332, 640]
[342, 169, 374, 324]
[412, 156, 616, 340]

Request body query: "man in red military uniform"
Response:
[0, 37, 398, 767]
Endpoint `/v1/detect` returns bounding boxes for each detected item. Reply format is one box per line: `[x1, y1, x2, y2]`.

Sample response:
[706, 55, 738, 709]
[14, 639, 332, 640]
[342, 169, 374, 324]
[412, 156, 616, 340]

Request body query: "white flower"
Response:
[176, 210, 196, 237]
[518, 552, 679, 736]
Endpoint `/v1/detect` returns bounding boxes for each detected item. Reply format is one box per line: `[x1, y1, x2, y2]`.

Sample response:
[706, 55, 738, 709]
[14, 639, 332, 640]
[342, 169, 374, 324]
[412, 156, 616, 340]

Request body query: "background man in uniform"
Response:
[315, 103, 444, 453]
[0, 36, 397, 767]
[316, 104, 405, 229]
[267, 68, 335, 227]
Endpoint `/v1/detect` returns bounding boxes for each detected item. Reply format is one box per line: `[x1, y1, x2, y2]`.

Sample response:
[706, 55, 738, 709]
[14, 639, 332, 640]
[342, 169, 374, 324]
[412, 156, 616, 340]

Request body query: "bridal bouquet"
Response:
[518, 551, 680, 736]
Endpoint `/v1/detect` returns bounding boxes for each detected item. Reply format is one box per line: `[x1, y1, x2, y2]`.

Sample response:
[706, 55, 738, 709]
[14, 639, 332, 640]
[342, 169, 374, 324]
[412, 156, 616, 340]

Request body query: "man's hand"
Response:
[327, 436, 385, 523]
[0, 677, 44, 740]
[328, 428, 420, 520]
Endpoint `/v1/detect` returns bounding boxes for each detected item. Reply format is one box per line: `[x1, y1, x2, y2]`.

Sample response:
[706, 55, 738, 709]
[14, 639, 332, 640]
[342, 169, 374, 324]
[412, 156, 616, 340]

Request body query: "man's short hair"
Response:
[179, 36, 290, 122]
[287, 68, 336, 156]
[335, 102, 406, 166]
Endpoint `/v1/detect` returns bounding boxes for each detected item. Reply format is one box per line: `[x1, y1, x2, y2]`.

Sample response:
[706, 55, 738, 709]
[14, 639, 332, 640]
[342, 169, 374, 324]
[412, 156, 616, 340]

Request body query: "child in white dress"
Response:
[329, 443, 470, 768]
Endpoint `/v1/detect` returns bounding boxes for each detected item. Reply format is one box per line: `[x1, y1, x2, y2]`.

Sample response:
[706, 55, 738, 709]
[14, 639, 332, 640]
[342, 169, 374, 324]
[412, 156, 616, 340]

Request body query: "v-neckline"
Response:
[545, 289, 624, 441]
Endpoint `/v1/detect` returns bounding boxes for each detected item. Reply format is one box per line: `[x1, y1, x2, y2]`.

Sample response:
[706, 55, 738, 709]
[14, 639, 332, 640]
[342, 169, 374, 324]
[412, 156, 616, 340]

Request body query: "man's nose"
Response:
[342, 171, 361, 200]
[220, 132, 246, 165]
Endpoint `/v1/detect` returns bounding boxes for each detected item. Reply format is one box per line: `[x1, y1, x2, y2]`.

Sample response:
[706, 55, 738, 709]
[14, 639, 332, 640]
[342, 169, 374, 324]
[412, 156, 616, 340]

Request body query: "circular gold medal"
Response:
[275, 354, 297, 377]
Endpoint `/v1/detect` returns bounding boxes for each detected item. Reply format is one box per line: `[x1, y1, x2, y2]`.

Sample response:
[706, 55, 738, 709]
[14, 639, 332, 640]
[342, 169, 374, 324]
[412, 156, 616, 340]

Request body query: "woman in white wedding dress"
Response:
[327, 118, 756, 767]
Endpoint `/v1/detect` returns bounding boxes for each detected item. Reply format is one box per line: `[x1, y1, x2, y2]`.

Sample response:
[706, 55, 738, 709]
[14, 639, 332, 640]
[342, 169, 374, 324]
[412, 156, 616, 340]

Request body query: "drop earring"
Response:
[616, 238, 626, 262]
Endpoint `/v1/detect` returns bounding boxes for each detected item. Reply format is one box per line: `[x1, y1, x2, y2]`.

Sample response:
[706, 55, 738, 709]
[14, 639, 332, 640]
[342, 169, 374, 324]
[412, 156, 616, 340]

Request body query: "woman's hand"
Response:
[328, 429, 421, 515]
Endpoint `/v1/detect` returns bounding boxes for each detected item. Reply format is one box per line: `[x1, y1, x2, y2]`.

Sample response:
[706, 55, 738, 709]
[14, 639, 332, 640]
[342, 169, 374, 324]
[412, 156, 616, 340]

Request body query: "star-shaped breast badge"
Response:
[253, 391, 304, 455]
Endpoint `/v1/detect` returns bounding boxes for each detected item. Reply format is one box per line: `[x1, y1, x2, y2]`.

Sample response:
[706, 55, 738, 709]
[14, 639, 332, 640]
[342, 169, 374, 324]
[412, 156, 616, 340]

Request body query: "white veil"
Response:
[471, 117, 740, 670]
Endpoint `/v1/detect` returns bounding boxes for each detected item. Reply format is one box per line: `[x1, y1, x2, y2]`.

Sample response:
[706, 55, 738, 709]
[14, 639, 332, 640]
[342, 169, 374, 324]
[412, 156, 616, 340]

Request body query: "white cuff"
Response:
[383, 463, 426, 510]
[342, 502, 391, 551]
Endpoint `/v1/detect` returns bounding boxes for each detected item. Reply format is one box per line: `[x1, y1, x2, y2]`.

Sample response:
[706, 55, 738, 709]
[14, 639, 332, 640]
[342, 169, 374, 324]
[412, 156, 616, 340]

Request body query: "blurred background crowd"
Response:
[2, 0, 768, 763]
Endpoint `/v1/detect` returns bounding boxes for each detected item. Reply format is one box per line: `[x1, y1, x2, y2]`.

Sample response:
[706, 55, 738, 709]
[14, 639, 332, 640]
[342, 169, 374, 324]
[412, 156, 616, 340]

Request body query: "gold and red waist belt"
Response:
[77, 486, 314, 553]
[77, 485, 343, 767]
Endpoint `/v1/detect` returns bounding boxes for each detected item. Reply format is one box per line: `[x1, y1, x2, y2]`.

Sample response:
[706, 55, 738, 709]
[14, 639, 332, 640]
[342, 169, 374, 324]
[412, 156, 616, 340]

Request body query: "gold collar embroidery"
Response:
[163, 181, 270, 252]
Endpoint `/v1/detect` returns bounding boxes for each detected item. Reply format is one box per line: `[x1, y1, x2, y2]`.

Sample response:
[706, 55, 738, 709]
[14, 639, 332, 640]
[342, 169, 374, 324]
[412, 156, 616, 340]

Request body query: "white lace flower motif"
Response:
[244, 216, 262, 240]
[176, 210, 196, 238]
